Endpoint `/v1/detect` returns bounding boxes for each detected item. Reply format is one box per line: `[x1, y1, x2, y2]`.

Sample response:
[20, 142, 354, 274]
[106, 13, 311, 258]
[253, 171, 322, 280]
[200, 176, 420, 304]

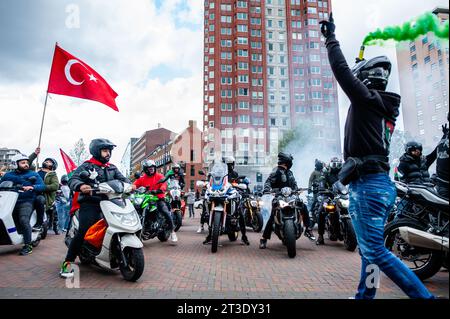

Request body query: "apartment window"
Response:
[424, 56, 431, 64]
[237, 24, 248, 32]
[221, 103, 233, 111]
[237, 88, 249, 96]
[251, 18, 261, 25]
[238, 75, 248, 83]
[251, 29, 261, 37]
[270, 118, 276, 126]
[237, 37, 248, 45]
[278, 20, 284, 28]
[238, 101, 249, 109]
[237, 62, 248, 70]
[307, 7, 317, 14]
[237, 49, 248, 57]
[238, 115, 250, 124]
[220, 15, 232, 23]
[236, 13, 248, 20]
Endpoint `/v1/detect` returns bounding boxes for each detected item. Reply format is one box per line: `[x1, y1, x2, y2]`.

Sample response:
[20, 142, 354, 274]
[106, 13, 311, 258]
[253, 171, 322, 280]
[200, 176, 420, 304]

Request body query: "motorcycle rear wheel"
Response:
[384, 219, 444, 281]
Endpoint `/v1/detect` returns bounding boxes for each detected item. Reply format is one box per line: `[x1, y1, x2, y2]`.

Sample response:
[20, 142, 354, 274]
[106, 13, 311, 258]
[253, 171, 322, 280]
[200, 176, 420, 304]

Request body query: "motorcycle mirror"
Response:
[238, 183, 247, 190]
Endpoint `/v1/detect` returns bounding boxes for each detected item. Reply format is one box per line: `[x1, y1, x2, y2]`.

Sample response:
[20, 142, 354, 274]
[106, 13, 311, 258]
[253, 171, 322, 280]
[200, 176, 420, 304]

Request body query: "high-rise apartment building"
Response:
[397, 7, 449, 148]
[203, 0, 341, 183]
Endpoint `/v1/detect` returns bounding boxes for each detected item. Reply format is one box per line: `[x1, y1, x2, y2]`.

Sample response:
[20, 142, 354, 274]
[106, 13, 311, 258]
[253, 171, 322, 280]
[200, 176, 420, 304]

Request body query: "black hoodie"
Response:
[325, 35, 400, 174]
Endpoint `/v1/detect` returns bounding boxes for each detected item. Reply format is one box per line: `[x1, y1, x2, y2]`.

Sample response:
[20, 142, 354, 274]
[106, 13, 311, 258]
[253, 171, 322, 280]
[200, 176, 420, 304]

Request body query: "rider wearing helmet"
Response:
[308, 159, 325, 209]
[203, 156, 250, 245]
[60, 138, 130, 278]
[396, 141, 433, 184]
[160, 162, 186, 190]
[259, 152, 315, 249]
[316, 157, 343, 245]
[133, 159, 178, 243]
[0, 153, 45, 255]
[320, 14, 433, 299]
[29, 148, 60, 234]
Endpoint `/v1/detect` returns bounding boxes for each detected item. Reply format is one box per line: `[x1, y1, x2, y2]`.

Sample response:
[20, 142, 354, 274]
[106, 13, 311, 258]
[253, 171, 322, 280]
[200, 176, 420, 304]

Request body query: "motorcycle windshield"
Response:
[210, 162, 227, 191]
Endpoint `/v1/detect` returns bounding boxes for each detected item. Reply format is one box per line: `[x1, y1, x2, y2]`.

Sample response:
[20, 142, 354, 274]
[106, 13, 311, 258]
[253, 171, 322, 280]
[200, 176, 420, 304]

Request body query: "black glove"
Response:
[442, 123, 449, 136]
[319, 12, 335, 39]
[151, 189, 163, 195]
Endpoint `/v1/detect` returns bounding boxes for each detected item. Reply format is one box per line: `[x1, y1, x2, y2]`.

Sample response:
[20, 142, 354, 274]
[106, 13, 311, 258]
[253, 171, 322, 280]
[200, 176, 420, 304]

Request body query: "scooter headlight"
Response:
[339, 198, 349, 209]
[111, 211, 139, 227]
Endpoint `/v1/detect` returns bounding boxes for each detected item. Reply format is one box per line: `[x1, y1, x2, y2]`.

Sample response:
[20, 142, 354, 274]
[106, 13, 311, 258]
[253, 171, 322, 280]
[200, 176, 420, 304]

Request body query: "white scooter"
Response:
[0, 180, 44, 249]
[65, 173, 144, 282]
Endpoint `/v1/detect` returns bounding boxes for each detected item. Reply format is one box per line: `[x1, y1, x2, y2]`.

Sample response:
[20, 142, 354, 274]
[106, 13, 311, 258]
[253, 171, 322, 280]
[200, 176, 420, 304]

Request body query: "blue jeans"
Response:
[349, 173, 434, 299]
[55, 200, 71, 231]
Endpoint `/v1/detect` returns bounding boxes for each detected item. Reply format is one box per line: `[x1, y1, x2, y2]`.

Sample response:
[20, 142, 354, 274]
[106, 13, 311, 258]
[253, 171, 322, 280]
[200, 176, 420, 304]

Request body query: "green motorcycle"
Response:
[130, 187, 172, 242]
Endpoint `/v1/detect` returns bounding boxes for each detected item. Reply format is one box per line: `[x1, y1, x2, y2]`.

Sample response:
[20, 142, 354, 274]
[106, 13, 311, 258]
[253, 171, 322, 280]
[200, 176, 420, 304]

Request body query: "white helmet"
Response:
[225, 156, 235, 164]
[10, 154, 29, 170]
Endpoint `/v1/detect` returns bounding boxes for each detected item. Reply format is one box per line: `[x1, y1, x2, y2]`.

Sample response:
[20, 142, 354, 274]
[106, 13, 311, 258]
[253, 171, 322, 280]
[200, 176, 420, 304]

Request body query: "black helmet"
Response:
[315, 159, 324, 171]
[352, 56, 391, 91]
[42, 158, 58, 171]
[142, 159, 157, 176]
[61, 175, 68, 184]
[172, 163, 181, 173]
[405, 141, 422, 155]
[278, 152, 293, 169]
[89, 138, 116, 164]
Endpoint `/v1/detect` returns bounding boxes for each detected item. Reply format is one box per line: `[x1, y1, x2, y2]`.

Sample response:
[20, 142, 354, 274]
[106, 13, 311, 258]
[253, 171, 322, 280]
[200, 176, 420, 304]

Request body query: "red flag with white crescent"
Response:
[48, 44, 119, 111]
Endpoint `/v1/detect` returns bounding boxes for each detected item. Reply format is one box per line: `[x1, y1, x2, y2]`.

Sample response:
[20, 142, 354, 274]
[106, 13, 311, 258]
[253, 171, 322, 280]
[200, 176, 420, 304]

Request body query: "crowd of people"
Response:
[1, 14, 448, 299]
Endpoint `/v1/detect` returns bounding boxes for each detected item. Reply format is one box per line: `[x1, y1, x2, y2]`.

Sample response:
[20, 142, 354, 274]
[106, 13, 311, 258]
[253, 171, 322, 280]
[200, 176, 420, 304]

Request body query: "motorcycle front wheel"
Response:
[211, 211, 222, 253]
[284, 219, 297, 258]
[251, 211, 264, 233]
[119, 247, 145, 282]
[384, 219, 444, 281]
[341, 218, 357, 252]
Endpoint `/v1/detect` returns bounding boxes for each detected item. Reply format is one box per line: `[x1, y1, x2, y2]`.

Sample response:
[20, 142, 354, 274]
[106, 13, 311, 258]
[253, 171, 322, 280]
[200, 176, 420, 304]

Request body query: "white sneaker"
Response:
[197, 226, 204, 233]
[170, 232, 178, 243]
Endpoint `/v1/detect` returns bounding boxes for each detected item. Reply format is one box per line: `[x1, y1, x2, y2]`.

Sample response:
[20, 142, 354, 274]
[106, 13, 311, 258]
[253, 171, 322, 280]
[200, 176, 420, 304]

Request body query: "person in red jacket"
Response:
[132, 160, 177, 243]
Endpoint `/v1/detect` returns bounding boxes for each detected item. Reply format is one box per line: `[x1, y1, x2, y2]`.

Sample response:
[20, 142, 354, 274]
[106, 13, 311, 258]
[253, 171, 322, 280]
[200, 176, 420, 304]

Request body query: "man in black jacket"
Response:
[259, 153, 314, 249]
[396, 141, 433, 184]
[316, 157, 342, 245]
[320, 14, 433, 299]
[59, 138, 130, 278]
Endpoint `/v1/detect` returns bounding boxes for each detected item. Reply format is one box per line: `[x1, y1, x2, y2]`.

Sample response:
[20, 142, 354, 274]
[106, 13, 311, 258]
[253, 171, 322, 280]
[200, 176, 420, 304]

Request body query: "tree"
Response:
[70, 138, 89, 166]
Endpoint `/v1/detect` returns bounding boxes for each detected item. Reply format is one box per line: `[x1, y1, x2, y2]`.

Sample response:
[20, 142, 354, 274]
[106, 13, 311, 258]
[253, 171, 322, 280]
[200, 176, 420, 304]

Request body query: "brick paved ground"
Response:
[0, 211, 448, 299]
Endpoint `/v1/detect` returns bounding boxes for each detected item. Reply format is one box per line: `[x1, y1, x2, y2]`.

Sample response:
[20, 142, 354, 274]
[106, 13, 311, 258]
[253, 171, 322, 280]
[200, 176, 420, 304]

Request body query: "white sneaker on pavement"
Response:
[170, 232, 178, 243]
[197, 226, 204, 233]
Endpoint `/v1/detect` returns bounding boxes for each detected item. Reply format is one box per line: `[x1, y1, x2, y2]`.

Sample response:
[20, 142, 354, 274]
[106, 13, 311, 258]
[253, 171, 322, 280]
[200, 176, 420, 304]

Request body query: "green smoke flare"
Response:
[363, 11, 449, 46]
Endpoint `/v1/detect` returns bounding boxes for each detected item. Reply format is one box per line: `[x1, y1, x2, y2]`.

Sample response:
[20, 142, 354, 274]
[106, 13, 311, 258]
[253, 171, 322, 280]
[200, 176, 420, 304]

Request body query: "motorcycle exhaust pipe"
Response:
[399, 227, 449, 251]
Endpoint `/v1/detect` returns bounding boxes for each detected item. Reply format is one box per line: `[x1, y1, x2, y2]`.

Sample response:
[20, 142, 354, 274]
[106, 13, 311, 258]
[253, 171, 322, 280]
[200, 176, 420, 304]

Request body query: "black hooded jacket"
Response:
[263, 166, 298, 193]
[397, 153, 432, 184]
[325, 36, 400, 174]
[69, 161, 130, 204]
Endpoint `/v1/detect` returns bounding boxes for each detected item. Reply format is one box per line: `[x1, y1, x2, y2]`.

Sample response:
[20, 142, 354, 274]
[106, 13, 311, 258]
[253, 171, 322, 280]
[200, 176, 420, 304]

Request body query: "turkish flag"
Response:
[48, 44, 119, 111]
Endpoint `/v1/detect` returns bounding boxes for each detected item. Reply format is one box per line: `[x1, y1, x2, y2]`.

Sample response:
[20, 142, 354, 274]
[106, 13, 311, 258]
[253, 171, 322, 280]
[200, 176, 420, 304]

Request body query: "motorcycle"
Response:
[315, 183, 357, 252]
[384, 181, 449, 280]
[267, 187, 306, 258]
[130, 187, 172, 242]
[65, 172, 144, 282]
[232, 177, 264, 232]
[0, 179, 46, 249]
[165, 179, 183, 232]
[197, 162, 246, 253]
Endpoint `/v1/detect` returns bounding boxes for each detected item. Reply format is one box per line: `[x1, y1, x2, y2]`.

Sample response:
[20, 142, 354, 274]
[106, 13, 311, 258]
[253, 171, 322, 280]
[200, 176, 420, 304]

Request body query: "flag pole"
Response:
[36, 91, 49, 169]
[36, 42, 58, 169]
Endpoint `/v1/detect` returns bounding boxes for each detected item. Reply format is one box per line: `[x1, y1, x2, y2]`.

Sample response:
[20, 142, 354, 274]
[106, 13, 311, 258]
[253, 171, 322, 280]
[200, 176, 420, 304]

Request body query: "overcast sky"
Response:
[0, 0, 448, 177]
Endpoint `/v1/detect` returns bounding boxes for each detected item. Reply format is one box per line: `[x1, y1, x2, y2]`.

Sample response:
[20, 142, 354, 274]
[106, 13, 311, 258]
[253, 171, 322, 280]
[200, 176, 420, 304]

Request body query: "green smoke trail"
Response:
[363, 11, 449, 46]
